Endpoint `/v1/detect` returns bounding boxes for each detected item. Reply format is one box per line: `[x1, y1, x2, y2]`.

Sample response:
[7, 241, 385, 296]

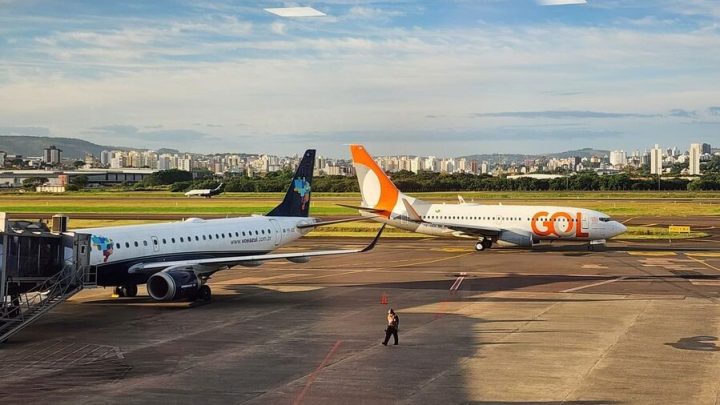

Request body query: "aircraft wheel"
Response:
[197, 285, 212, 302]
[482, 239, 493, 249]
[474, 242, 485, 252]
[114, 286, 126, 297]
[124, 284, 138, 298]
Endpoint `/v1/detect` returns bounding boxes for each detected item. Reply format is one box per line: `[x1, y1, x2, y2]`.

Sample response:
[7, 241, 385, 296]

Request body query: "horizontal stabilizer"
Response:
[401, 198, 424, 222]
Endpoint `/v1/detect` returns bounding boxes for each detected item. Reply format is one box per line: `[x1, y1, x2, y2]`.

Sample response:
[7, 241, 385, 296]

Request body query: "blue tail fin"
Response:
[267, 149, 315, 217]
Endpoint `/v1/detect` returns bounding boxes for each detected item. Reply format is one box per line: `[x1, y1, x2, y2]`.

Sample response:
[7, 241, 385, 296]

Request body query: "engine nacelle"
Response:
[496, 230, 535, 248]
[286, 256, 310, 264]
[147, 270, 200, 301]
[240, 261, 263, 267]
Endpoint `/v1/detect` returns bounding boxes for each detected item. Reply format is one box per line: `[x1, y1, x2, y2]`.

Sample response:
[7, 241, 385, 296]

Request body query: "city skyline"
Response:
[1, 138, 715, 179]
[1, 1, 719, 156]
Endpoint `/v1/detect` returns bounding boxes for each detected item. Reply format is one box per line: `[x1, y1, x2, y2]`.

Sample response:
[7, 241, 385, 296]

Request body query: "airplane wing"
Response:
[129, 224, 385, 274]
[296, 216, 379, 229]
[430, 222, 502, 238]
[336, 203, 386, 214]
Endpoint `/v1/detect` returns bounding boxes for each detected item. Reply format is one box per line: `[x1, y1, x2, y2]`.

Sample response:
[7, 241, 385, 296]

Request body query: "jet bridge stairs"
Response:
[0, 264, 96, 343]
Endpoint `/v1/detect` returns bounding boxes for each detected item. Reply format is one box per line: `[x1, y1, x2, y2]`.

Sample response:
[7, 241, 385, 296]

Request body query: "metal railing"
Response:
[0, 262, 92, 342]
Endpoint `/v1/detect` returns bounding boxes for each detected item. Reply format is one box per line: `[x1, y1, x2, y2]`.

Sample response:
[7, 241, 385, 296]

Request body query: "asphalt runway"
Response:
[2, 237, 720, 404]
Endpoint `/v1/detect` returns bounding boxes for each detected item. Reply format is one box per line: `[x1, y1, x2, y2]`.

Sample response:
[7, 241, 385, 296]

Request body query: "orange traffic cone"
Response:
[380, 293, 388, 305]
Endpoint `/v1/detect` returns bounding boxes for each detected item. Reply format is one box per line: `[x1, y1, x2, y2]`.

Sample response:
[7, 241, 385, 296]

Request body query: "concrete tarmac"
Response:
[2, 237, 720, 404]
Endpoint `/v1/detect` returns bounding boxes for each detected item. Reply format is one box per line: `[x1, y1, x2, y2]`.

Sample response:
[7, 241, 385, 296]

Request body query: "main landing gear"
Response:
[474, 238, 493, 252]
[114, 283, 138, 298]
[196, 285, 212, 302]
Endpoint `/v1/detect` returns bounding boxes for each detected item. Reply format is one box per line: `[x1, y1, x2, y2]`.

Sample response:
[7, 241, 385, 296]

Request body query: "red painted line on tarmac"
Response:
[292, 340, 342, 405]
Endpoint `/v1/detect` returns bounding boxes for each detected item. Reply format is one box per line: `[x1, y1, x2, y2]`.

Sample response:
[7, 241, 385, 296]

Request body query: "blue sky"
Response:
[1, 0, 719, 157]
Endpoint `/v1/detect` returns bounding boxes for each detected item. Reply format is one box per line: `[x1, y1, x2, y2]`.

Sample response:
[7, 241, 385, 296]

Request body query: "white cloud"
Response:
[270, 22, 286, 35]
[2, 2, 720, 155]
[347, 6, 405, 20]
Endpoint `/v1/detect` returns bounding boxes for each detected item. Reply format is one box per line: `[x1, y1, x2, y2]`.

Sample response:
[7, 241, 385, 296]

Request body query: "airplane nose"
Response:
[616, 222, 627, 236]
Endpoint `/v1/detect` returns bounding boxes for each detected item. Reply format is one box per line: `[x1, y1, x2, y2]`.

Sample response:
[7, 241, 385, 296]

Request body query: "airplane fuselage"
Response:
[365, 202, 625, 242]
[77, 216, 312, 286]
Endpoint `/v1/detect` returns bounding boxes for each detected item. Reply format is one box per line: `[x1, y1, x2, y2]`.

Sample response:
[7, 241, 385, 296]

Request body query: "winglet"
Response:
[401, 198, 424, 222]
[361, 224, 386, 252]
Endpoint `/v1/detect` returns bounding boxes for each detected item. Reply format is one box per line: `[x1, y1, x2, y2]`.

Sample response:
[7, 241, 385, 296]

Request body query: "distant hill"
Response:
[461, 148, 609, 164]
[0, 136, 130, 160]
[0, 136, 183, 160]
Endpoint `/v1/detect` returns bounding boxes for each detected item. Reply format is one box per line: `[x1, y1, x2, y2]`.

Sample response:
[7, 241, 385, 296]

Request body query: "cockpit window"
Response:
[599, 217, 612, 222]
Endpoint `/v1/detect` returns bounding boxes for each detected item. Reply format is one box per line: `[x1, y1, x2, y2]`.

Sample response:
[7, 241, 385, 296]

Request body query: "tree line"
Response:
[148, 168, 720, 193]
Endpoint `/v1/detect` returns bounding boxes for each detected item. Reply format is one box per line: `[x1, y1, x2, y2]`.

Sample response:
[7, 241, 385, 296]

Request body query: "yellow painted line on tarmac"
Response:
[686, 255, 720, 273]
[621, 217, 637, 224]
[561, 276, 627, 293]
[687, 252, 720, 258]
[431, 247, 475, 253]
[627, 251, 677, 256]
[302, 251, 475, 280]
[390, 251, 475, 268]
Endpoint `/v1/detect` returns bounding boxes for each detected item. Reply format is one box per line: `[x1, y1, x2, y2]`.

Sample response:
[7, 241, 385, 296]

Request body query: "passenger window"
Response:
[116, 243, 120, 249]
[209, 235, 213, 240]
[134, 241, 138, 247]
[215, 234, 219, 239]
[242, 231, 246, 236]
[125, 242, 130, 248]
[162, 239, 166, 244]
[171, 238, 175, 243]
[144, 240, 148, 246]
[202, 235, 206, 240]
[153, 239, 158, 245]
[180, 237, 184, 242]
[261, 230, 265, 234]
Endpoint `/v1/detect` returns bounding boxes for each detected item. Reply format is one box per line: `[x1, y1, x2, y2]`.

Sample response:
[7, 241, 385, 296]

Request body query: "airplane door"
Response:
[582, 216, 590, 232]
[151, 236, 160, 252]
[269, 219, 282, 247]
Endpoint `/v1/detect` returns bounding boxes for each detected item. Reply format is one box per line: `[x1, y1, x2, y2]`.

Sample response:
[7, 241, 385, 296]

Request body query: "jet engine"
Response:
[496, 230, 536, 248]
[147, 269, 201, 301]
[286, 257, 310, 264]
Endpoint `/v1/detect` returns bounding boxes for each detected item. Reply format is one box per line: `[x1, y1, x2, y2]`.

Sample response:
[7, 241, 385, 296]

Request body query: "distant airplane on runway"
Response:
[78, 150, 383, 303]
[185, 183, 224, 198]
[346, 144, 626, 251]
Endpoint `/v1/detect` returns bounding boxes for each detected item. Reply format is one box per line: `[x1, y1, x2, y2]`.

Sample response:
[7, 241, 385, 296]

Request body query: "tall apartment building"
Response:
[42, 145, 62, 165]
[650, 144, 663, 175]
[689, 143, 701, 175]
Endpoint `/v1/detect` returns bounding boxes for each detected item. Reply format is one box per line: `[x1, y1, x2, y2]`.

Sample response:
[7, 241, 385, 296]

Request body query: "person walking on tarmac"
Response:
[382, 308, 399, 346]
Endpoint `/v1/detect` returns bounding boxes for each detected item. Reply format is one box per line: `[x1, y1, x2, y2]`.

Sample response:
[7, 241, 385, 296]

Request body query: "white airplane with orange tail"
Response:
[347, 145, 626, 251]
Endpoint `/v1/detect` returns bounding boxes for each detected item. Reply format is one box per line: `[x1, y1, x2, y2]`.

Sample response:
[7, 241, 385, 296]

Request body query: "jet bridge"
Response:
[0, 213, 96, 343]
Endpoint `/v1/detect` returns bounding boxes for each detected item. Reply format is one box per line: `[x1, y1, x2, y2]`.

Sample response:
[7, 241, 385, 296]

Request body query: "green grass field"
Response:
[1, 190, 718, 217]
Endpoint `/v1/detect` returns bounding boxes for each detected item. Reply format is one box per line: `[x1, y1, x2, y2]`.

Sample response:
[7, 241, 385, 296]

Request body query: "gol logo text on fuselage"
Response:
[531, 211, 589, 238]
